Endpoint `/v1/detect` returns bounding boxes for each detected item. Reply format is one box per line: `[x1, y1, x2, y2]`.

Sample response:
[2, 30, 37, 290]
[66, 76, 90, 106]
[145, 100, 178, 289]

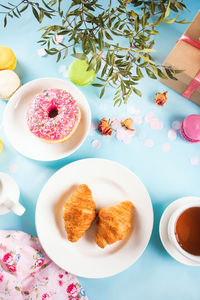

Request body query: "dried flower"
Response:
[155, 91, 168, 106]
[121, 118, 135, 131]
[98, 118, 112, 136]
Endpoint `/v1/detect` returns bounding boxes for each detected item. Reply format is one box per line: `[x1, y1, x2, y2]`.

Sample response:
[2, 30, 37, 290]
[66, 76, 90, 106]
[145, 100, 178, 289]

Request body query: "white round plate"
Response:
[36, 158, 153, 278]
[3, 78, 91, 161]
[159, 196, 200, 266]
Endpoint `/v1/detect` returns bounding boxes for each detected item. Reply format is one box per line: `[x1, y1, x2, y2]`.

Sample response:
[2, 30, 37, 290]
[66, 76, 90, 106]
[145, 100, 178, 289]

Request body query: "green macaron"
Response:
[68, 59, 95, 86]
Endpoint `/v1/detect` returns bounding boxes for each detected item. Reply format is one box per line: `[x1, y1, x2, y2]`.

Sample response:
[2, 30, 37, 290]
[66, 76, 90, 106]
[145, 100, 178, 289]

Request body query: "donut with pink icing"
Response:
[27, 88, 81, 143]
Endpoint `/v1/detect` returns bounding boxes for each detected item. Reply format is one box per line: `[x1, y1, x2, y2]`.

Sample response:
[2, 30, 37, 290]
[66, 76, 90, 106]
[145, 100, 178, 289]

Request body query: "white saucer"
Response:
[0, 172, 20, 215]
[36, 158, 153, 278]
[3, 78, 91, 161]
[159, 196, 200, 266]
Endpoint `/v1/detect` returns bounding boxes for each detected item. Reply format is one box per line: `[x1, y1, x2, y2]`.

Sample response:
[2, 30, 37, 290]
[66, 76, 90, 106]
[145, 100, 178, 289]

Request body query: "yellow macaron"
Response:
[0, 46, 17, 70]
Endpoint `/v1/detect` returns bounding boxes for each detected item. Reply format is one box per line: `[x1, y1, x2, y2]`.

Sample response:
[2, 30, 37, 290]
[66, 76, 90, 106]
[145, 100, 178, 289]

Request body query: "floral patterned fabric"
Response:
[0, 231, 88, 300]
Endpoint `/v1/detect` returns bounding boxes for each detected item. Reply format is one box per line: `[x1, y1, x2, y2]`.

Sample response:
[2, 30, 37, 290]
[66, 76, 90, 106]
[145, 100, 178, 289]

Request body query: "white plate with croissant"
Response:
[36, 158, 153, 278]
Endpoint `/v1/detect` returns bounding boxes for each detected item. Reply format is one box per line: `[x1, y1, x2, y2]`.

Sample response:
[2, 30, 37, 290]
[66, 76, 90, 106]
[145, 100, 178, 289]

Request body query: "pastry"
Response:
[0, 46, 17, 70]
[180, 114, 200, 143]
[63, 184, 96, 242]
[0, 70, 21, 100]
[95, 201, 134, 248]
[27, 88, 81, 143]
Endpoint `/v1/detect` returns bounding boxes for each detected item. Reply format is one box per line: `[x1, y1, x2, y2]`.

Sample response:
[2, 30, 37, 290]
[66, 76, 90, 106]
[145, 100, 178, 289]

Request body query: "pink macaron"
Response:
[180, 114, 200, 143]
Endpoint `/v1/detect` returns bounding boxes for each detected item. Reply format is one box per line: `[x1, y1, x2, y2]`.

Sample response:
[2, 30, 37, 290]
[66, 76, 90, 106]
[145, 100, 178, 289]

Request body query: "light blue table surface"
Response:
[0, 1, 200, 299]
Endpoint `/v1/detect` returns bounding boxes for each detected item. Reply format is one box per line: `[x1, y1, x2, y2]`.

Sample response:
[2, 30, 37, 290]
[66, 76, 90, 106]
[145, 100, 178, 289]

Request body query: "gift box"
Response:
[160, 11, 200, 106]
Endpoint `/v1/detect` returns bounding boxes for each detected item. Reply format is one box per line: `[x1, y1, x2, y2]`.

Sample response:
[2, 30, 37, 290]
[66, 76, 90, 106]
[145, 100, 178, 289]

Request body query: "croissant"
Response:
[63, 184, 96, 242]
[95, 201, 134, 248]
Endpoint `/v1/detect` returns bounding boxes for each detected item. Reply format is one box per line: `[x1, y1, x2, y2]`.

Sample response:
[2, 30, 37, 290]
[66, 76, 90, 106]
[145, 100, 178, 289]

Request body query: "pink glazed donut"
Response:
[27, 88, 81, 143]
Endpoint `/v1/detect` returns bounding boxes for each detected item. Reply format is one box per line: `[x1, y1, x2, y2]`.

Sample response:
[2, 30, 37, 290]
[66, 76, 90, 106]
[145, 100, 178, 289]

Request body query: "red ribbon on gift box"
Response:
[178, 34, 200, 99]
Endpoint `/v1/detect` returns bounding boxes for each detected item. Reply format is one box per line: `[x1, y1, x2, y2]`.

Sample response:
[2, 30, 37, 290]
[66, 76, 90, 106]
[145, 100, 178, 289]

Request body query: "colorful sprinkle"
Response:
[168, 129, 177, 140]
[190, 156, 199, 166]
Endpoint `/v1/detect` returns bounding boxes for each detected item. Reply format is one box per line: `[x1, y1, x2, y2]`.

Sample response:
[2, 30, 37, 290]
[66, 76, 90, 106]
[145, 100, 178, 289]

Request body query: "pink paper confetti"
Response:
[99, 103, 108, 111]
[145, 112, 154, 123]
[162, 143, 171, 152]
[144, 139, 154, 148]
[149, 118, 160, 130]
[134, 115, 143, 125]
[158, 121, 164, 130]
[138, 130, 146, 140]
[37, 48, 47, 57]
[53, 34, 64, 44]
[91, 121, 98, 131]
[112, 118, 121, 130]
[63, 70, 69, 78]
[116, 127, 135, 144]
[9, 164, 18, 174]
[172, 120, 181, 130]
[92, 139, 101, 149]
[112, 117, 135, 144]
[126, 103, 140, 115]
[190, 156, 199, 166]
[168, 129, 177, 140]
[58, 65, 66, 73]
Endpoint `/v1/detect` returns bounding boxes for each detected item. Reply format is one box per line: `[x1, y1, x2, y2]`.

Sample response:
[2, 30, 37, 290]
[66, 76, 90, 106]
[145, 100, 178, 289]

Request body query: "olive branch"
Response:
[1, 0, 189, 105]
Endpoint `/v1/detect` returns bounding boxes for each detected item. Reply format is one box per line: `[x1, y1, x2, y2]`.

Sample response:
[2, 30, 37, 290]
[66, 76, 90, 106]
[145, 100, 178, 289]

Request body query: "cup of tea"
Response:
[168, 202, 200, 263]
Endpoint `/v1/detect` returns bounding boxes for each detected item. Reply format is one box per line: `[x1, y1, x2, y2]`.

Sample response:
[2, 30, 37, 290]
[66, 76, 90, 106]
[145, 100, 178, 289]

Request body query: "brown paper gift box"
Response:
[160, 11, 200, 106]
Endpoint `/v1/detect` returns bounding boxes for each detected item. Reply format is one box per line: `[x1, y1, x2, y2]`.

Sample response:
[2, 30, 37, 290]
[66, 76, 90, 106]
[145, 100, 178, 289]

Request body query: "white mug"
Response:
[0, 172, 25, 216]
[168, 201, 200, 263]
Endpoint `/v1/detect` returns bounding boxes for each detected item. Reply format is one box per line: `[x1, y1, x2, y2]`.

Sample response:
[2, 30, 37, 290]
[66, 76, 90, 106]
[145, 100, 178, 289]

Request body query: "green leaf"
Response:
[145, 68, 157, 79]
[136, 66, 143, 77]
[133, 88, 142, 97]
[32, 7, 40, 22]
[4, 16, 7, 27]
[165, 68, 177, 80]
[92, 83, 104, 87]
[105, 31, 113, 40]
[135, 48, 155, 53]
[56, 51, 61, 62]
[164, 0, 171, 19]
[71, 53, 86, 60]
[100, 86, 105, 98]
[20, 4, 28, 13]
[157, 69, 168, 79]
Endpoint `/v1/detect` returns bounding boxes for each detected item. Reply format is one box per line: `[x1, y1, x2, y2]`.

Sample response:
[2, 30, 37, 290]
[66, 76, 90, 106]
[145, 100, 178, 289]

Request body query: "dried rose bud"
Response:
[155, 91, 168, 106]
[98, 118, 112, 136]
[121, 118, 135, 131]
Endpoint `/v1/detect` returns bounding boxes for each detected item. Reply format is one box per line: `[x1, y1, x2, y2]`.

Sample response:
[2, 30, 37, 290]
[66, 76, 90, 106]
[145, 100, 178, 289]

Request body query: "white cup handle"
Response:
[4, 199, 25, 216]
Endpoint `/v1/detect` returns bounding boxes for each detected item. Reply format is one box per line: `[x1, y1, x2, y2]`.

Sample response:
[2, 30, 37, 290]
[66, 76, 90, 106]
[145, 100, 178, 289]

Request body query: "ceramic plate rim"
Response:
[35, 158, 154, 278]
[3, 78, 91, 161]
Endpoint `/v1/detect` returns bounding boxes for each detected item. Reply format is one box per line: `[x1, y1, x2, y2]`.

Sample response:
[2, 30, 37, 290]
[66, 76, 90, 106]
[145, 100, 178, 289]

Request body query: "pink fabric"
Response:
[178, 34, 200, 99]
[0, 231, 88, 300]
